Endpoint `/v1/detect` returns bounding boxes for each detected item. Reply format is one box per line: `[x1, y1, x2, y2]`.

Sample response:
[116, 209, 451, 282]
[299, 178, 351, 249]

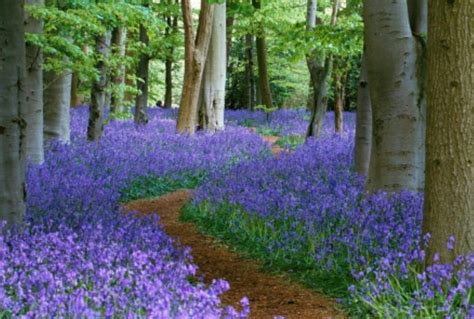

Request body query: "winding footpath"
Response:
[124, 135, 345, 318]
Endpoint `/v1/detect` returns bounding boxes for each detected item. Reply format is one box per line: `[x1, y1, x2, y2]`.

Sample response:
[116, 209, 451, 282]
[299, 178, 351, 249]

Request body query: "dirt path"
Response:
[124, 191, 345, 319]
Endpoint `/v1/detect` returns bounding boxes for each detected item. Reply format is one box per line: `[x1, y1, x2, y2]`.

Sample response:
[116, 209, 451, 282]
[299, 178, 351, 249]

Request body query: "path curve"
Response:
[124, 191, 345, 319]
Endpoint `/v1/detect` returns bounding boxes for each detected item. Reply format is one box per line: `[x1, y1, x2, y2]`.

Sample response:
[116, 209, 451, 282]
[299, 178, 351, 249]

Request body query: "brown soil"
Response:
[124, 191, 345, 319]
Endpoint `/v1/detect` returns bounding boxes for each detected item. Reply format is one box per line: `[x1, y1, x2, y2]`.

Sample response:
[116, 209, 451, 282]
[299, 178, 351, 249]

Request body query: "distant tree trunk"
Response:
[164, 2, 178, 108]
[252, 0, 273, 109]
[245, 34, 256, 110]
[305, 0, 336, 138]
[199, 2, 226, 132]
[24, 0, 45, 164]
[354, 53, 372, 176]
[0, 0, 27, 229]
[333, 63, 346, 133]
[110, 27, 127, 114]
[226, 2, 234, 66]
[423, 0, 473, 264]
[134, 24, 149, 124]
[176, 0, 215, 134]
[70, 72, 80, 107]
[43, 69, 72, 143]
[87, 33, 110, 141]
[364, 0, 426, 192]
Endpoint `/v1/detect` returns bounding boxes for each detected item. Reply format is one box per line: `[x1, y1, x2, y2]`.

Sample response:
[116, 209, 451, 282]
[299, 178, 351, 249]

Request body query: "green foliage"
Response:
[181, 202, 353, 298]
[275, 134, 305, 150]
[119, 173, 205, 203]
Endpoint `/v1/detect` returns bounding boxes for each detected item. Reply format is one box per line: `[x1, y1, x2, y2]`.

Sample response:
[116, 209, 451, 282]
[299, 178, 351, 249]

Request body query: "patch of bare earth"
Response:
[124, 191, 345, 319]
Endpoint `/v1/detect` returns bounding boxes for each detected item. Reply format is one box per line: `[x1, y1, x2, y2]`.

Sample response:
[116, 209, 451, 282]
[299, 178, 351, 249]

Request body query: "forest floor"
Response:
[124, 190, 344, 319]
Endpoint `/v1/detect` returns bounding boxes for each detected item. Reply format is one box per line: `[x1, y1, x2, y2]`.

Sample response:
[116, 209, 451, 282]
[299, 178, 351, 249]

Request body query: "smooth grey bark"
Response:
[306, 0, 333, 138]
[24, 0, 45, 164]
[364, 0, 426, 192]
[87, 33, 110, 141]
[43, 68, 72, 143]
[0, 0, 27, 229]
[244, 34, 256, 110]
[164, 1, 178, 108]
[110, 27, 127, 114]
[423, 0, 473, 264]
[354, 53, 372, 176]
[176, 0, 215, 134]
[199, 2, 226, 132]
[134, 24, 149, 125]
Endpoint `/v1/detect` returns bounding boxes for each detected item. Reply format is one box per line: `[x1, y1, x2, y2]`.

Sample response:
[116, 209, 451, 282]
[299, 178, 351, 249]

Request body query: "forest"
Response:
[0, 0, 472, 318]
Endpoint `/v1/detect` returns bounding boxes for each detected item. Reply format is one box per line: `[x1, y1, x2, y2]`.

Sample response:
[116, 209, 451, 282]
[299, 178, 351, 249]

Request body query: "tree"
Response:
[88, 33, 110, 141]
[134, 23, 150, 124]
[110, 27, 128, 113]
[164, 0, 179, 108]
[423, 0, 473, 264]
[305, 0, 337, 138]
[363, 0, 426, 192]
[176, 0, 215, 134]
[199, 2, 226, 132]
[354, 52, 372, 176]
[0, 0, 27, 229]
[24, 0, 45, 164]
[251, 0, 273, 109]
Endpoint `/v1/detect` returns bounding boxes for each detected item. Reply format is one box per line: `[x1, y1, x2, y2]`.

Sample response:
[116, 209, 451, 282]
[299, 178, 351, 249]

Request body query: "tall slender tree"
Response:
[251, 0, 273, 109]
[364, 0, 426, 192]
[88, 33, 110, 141]
[134, 23, 150, 124]
[0, 0, 27, 229]
[305, 0, 337, 138]
[164, 0, 179, 108]
[110, 27, 127, 114]
[176, 0, 215, 134]
[24, 0, 45, 164]
[199, 1, 226, 132]
[423, 0, 473, 264]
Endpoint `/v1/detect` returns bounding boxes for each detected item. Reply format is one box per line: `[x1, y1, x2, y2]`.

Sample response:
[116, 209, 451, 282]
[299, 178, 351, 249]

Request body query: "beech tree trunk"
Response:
[245, 34, 256, 110]
[423, 0, 473, 264]
[199, 2, 226, 132]
[354, 53, 372, 176]
[70, 72, 80, 107]
[176, 0, 215, 134]
[306, 0, 335, 138]
[24, 0, 45, 164]
[43, 68, 72, 143]
[110, 27, 127, 114]
[252, 0, 273, 109]
[364, 0, 426, 192]
[333, 65, 345, 133]
[0, 0, 27, 229]
[164, 2, 178, 108]
[134, 24, 149, 124]
[87, 34, 110, 141]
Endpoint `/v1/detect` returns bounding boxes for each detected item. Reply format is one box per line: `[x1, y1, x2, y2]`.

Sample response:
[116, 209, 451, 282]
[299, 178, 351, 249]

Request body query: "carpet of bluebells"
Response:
[186, 111, 474, 318]
[0, 108, 267, 318]
[1, 107, 473, 318]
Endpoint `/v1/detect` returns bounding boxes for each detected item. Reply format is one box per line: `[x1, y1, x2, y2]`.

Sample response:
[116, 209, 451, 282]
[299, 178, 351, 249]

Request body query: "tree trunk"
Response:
[354, 53, 372, 176]
[24, 0, 45, 164]
[364, 0, 426, 192]
[176, 0, 215, 134]
[70, 72, 80, 107]
[110, 27, 127, 114]
[226, 3, 234, 67]
[305, 0, 335, 138]
[164, 3, 178, 108]
[333, 65, 345, 133]
[199, 3, 226, 132]
[43, 69, 72, 143]
[423, 0, 473, 264]
[245, 34, 256, 110]
[0, 0, 27, 229]
[252, 0, 273, 109]
[87, 33, 110, 141]
[134, 23, 149, 124]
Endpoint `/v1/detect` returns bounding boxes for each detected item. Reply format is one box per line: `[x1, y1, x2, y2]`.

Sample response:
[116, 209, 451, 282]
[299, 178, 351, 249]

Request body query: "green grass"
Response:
[275, 134, 305, 150]
[180, 201, 353, 300]
[119, 172, 205, 203]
